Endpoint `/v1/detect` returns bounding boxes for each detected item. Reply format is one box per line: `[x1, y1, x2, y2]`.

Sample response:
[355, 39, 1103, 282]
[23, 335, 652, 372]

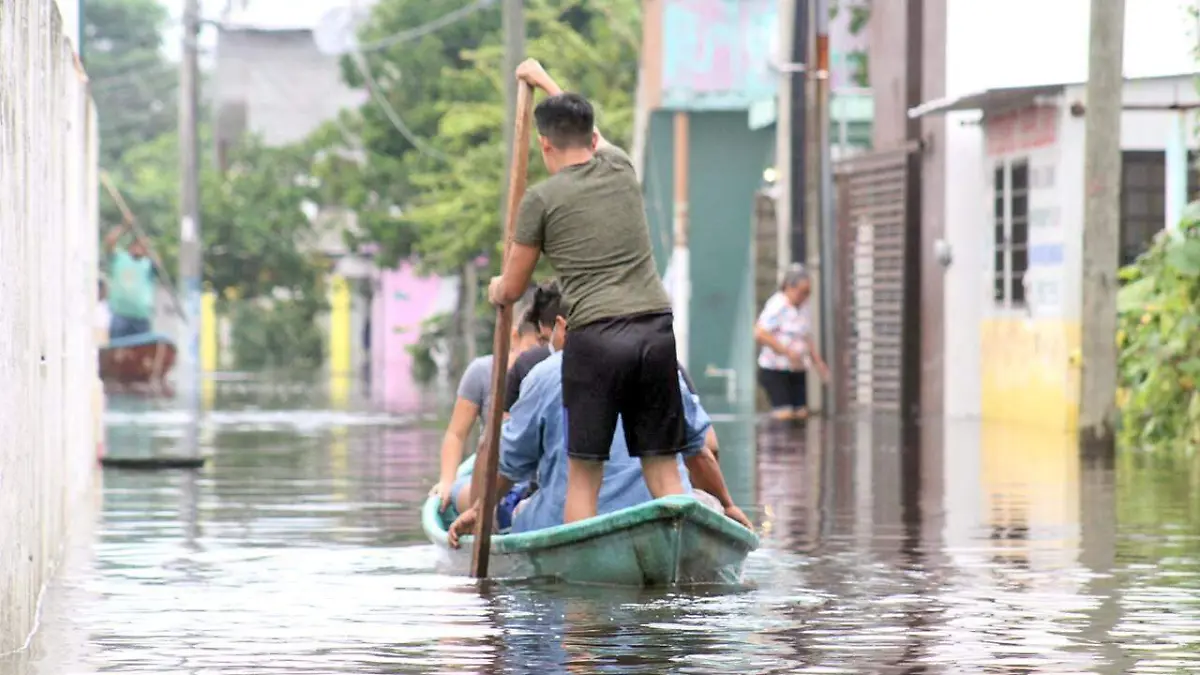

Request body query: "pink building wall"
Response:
[370, 263, 458, 413]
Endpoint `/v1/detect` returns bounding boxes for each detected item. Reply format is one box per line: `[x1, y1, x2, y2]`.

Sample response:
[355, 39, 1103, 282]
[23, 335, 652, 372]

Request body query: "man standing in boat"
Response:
[488, 59, 688, 524]
[103, 223, 156, 340]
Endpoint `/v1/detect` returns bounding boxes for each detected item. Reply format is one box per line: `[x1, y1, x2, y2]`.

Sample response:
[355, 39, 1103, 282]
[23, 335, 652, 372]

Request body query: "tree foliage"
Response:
[102, 130, 330, 302]
[317, 0, 640, 277]
[83, 0, 178, 168]
[829, 0, 870, 87]
[1116, 203, 1200, 451]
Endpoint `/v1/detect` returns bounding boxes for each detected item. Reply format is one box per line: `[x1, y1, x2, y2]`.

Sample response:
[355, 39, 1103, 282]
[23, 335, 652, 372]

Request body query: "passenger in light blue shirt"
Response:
[518, 350, 705, 534]
[446, 282, 753, 546]
[448, 351, 707, 542]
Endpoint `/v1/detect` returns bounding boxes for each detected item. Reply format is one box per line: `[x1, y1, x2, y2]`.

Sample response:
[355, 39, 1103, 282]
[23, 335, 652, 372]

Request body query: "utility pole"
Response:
[774, 0, 796, 281]
[811, 0, 834, 416]
[784, 0, 808, 275]
[466, 0, 524, 363]
[502, 0, 525, 171]
[900, 0, 926, 551]
[1079, 0, 1125, 456]
[179, 0, 202, 455]
[803, 0, 823, 415]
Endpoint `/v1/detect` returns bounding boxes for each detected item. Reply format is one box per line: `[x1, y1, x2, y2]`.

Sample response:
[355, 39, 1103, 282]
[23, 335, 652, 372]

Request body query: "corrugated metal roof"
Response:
[909, 71, 1200, 119]
[907, 84, 1066, 119]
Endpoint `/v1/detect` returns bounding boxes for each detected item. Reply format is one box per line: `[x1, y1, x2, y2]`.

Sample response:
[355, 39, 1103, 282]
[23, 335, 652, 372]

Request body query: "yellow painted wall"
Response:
[328, 275, 352, 407]
[981, 318, 1081, 431]
[201, 291, 218, 372]
[201, 291, 217, 410]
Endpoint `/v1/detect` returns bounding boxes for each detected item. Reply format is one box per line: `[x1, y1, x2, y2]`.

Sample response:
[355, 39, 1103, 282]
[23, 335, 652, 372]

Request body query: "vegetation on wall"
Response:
[1116, 203, 1200, 451]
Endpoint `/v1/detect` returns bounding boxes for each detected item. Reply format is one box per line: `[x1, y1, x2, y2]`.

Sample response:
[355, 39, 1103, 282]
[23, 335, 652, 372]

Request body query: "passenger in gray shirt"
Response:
[431, 293, 545, 511]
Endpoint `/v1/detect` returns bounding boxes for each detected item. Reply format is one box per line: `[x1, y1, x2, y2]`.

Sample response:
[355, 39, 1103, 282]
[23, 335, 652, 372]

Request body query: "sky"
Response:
[947, 0, 1198, 94]
[156, 0, 1200, 88]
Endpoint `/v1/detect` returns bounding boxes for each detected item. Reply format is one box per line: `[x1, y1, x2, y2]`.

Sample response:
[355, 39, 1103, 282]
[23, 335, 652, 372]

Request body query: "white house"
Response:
[914, 0, 1200, 430]
[913, 72, 1199, 431]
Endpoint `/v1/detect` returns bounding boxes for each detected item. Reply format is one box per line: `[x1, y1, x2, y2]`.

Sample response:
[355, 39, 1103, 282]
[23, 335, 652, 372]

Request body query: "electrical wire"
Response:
[356, 0, 498, 52]
[349, 50, 451, 163]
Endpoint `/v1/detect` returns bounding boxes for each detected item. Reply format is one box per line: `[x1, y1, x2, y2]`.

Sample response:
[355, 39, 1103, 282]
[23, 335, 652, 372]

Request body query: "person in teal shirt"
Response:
[103, 224, 156, 339]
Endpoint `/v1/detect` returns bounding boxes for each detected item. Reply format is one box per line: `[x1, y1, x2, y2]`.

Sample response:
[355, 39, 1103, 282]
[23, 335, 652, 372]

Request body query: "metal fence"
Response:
[0, 0, 99, 652]
[833, 148, 913, 412]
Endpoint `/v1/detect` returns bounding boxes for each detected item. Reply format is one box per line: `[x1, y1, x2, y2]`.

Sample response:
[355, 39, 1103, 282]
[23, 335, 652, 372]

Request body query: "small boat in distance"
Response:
[422, 461, 760, 587]
[99, 332, 176, 388]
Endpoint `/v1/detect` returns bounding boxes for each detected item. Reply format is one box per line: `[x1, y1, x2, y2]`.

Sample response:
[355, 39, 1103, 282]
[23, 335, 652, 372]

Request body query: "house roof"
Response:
[907, 84, 1066, 119]
[908, 71, 1200, 119]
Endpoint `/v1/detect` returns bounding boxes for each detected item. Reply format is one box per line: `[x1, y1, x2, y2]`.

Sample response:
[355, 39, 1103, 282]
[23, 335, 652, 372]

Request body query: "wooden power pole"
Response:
[1079, 0, 1125, 455]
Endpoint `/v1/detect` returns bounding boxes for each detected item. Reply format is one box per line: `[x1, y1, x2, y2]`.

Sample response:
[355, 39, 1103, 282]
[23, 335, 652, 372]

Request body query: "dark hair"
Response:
[533, 93, 595, 150]
[526, 280, 566, 328]
[513, 289, 540, 337]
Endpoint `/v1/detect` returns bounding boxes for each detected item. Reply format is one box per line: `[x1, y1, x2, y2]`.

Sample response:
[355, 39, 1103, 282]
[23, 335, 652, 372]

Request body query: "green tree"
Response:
[318, 0, 640, 277]
[102, 129, 332, 371]
[83, 0, 178, 168]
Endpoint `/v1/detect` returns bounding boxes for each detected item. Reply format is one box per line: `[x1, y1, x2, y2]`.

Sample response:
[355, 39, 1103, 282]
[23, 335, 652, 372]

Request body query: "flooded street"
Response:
[5, 382, 1200, 674]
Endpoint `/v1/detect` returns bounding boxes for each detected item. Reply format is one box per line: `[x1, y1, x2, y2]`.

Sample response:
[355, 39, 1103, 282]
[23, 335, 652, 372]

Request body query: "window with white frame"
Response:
[993, 158, 1030, 307]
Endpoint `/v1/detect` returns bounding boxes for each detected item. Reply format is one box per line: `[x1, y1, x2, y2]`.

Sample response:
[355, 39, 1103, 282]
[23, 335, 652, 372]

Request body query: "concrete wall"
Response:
[214, 28, 367, 147]
[370, 264, 459, 413]
[0, 0, 99, 653]
[643, 110, 773, 411]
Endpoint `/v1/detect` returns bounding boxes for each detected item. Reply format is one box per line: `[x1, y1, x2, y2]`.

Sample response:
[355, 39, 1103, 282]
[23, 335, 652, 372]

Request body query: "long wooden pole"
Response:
[470, 81, 535, 578]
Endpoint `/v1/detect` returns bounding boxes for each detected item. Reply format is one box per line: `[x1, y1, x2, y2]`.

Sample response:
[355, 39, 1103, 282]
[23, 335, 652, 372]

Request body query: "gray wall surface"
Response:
[0, 0, 100, 653]
[214, 28, 367, 148]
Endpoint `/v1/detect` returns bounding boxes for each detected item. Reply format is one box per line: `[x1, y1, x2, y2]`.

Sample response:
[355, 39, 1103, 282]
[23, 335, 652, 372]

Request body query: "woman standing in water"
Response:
[754, 264, 829, 421]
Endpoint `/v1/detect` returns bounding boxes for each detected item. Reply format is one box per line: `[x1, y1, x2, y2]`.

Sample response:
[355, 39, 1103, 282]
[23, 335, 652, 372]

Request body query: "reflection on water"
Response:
[5, 385, 1200, 674]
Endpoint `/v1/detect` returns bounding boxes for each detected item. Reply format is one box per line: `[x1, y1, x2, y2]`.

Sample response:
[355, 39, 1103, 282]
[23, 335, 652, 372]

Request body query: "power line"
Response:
[357, 0, 498, 52]
[349, 51, 451, 163]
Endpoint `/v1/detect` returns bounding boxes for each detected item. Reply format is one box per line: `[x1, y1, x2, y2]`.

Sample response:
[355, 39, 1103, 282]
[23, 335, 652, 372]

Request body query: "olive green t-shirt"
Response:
[514, 144, 671, 328]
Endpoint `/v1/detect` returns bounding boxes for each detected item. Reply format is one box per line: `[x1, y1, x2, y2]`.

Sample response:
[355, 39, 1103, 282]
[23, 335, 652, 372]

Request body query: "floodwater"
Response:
[5, 379, 1200, 674]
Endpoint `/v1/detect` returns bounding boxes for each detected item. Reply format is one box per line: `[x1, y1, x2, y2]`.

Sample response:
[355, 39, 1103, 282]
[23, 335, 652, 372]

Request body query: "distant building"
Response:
[640, 0, 875, 415]
[214, 2, 368, 150]
[911, 72, 1200, 430]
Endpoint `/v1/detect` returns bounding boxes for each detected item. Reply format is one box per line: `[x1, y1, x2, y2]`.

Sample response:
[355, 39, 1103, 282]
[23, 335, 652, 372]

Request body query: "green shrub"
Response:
[1117, 202, 1200, 451]
[229, 298, 326, 373]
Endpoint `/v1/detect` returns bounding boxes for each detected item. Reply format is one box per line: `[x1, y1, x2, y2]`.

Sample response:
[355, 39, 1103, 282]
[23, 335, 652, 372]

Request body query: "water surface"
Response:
[5, 384, 1200, 674]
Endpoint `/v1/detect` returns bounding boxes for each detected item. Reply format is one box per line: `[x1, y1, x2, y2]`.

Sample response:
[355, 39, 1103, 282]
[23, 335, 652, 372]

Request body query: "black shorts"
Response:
[758, 368, 807, 410]
[561, 311, 687, 462]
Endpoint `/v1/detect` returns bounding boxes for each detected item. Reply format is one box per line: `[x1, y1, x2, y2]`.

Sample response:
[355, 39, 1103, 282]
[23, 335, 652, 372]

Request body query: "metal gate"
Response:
[833, 147, 915, 412]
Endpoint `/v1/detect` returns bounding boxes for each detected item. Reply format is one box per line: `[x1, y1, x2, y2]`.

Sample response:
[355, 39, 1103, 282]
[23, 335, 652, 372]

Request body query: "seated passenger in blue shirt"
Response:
[446, 281, 752, 545]
[448, 350, 709, 543]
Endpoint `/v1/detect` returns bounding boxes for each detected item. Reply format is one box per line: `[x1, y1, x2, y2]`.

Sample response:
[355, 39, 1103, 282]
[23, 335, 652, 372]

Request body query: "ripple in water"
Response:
[4, 407, 1200, 674]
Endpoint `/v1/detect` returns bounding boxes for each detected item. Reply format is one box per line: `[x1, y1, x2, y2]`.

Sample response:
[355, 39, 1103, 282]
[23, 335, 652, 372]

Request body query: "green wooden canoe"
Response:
[421, 463, 760, 587]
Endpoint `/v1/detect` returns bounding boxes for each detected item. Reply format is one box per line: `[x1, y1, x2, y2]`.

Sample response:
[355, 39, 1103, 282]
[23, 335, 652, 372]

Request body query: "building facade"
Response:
[852, 0, 1200, 430]
[914, 73, 1200, 431]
